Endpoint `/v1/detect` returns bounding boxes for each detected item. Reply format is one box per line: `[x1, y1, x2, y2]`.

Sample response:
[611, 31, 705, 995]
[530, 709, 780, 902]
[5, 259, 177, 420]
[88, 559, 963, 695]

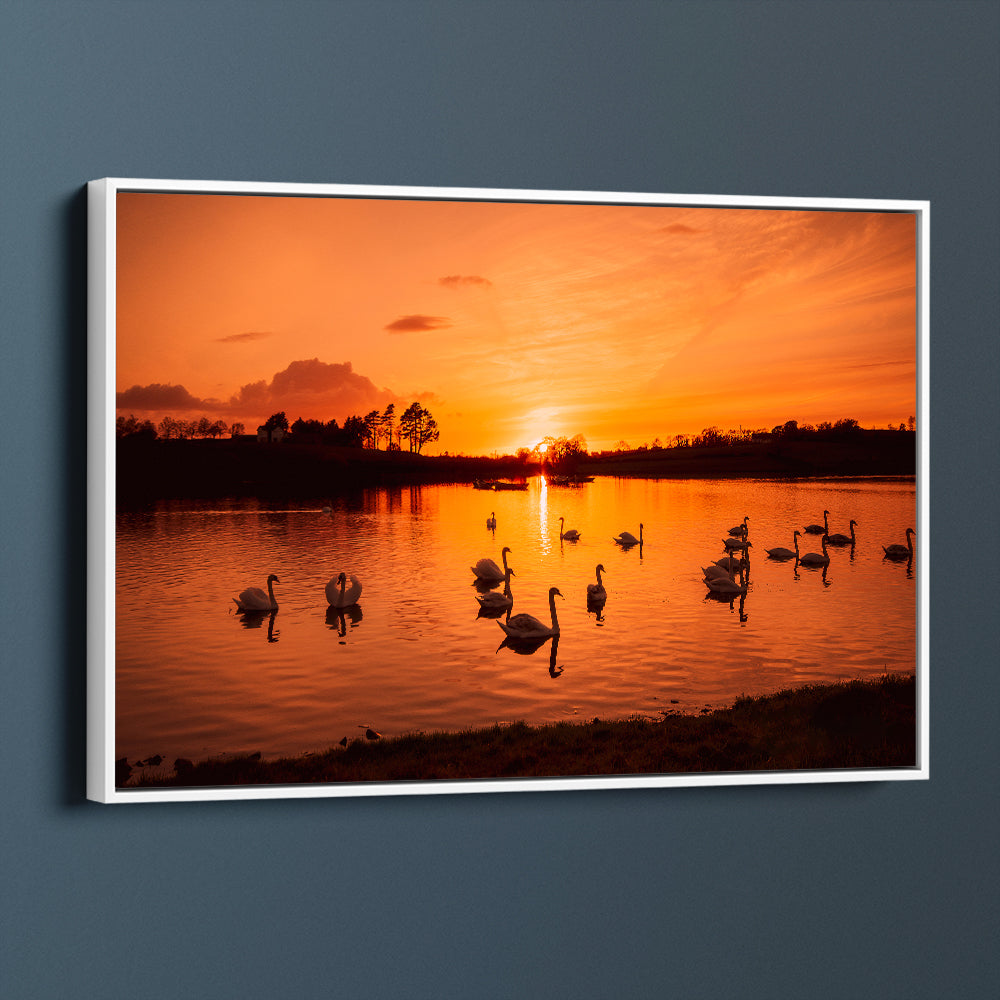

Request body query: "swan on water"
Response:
[472, 546, 512, 583]
[727, 516, 749, 538]
[705, 562, 747, 594]
[797, 534, 830, 566]
[614, 523, 643, 546]
[705, 573, 747, 596]
[714, 553, 747, 573]
[826, 520, 858, 546]
[234, 574, 280, 612]
[486, 511, 496, 530]
[702, 564, 736, 582]
[883, 528, 915, 560]
[476, 568, 515, 611]
[722, 536, 751, 552]
[326, 572, 363, 608]
[498, 586, 563, 640]
[803, 510, 830, 535]
[765, 531, 800, 560]
[558, 516, 581, 541]
[586, 564, 607, 600]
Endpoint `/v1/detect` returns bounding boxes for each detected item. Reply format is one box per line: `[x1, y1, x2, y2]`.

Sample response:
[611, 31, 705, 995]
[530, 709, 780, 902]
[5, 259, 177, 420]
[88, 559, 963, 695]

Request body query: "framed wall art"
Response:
[88, 178, 929, 802]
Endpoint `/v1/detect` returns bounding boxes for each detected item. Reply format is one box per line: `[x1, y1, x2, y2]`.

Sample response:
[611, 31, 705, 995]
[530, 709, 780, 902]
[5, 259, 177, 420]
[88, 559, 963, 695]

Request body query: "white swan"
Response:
[498, 586, 563, 640]
[326, 572, 363, 608]
[883, 528, 915, 560]
[472, 545, 511, 583]
[476, 568, 514, 610]
[586, 564, 607, 600]
[765, 531, 800, 560]
[614, 523, 643, 546]
[486, 511, 496, 530]
[558, 516, 581, 541]
[727, 516, 749, 538]
[803, 510, 830, 535]
[234, 574, 279, 612]
[797, 534, 830, 566]
[826, 519, 858, 546]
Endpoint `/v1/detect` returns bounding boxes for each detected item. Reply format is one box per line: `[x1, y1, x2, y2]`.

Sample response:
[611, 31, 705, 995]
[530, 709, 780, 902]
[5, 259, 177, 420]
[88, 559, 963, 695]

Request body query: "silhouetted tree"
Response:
[399, 402, 439, 453]
[158, 416, 181, 439]
[230, 422, 245, 437]
[363, 409, 381, 449]
[341, 414, 366, 448]
[290, 417, 324, 438]
[264, 411, 289, 432]
[382, 403, 395, 450]
[116, 413, 157, 440]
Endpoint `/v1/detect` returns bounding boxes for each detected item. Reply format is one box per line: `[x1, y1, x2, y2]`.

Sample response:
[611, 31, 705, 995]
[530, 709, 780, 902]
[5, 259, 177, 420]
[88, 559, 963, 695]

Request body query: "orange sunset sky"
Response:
[116, 192, 917, 455]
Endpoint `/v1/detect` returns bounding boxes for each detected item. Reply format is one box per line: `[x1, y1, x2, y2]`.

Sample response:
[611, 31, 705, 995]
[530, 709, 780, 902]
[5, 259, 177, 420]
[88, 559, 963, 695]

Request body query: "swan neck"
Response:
[549, 591, 559, 629]
[267, 577, 277, 608]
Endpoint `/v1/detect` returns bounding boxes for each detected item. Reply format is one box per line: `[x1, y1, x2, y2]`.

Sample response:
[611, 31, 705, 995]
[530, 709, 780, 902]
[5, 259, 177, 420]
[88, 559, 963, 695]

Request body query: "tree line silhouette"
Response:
[506, 418, 915, 468]
[116, 401, 441, 454]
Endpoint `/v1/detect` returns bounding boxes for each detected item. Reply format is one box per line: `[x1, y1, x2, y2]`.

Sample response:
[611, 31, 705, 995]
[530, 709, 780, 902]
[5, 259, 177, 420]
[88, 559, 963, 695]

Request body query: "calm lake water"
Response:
[115, 476, 917, 763]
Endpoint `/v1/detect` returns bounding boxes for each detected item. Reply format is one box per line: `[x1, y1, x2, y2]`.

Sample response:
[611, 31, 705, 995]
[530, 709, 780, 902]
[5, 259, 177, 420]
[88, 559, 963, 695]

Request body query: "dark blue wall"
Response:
[2, 2, 997, 997]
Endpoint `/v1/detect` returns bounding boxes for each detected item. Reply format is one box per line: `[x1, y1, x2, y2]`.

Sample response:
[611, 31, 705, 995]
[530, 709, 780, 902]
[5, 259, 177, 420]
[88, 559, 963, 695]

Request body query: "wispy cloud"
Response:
[438, 275, 493, 289]
[384, 314, 452, 333]
[215, 331, 274, 344]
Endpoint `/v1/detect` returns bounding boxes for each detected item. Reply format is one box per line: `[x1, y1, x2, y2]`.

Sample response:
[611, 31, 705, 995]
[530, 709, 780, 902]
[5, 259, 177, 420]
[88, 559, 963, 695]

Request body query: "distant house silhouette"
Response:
[257, 425, 285, 444]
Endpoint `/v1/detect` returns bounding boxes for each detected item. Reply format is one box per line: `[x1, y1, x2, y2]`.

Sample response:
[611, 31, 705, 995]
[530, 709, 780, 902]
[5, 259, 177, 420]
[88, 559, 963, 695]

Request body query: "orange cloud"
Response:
[438, 275, 493, 289]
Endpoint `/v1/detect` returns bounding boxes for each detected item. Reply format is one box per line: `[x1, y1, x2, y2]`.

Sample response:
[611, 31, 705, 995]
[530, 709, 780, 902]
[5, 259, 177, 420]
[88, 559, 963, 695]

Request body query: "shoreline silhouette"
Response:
[116, 431, 916, 503]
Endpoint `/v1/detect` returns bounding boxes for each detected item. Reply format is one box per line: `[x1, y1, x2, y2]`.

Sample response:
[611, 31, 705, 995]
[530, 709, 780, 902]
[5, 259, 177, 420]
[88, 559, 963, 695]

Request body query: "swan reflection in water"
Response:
[795, 560, 832, 587]
[236, 609, 280, 642]
[704, 589, 748, 622]
[325, 603, 364, 639]
[496, 633, 563, 677]
[475, 568, 515, 618]
[586, 594, 607, 625]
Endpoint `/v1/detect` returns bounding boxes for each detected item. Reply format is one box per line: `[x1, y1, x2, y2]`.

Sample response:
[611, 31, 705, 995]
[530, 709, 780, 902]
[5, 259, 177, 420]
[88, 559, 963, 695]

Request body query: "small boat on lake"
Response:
[547, 474, 595, 486]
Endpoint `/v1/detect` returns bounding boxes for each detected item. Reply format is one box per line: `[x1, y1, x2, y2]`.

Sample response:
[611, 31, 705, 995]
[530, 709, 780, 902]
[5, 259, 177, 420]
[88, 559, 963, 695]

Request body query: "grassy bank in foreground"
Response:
[128, 675, 916, 789]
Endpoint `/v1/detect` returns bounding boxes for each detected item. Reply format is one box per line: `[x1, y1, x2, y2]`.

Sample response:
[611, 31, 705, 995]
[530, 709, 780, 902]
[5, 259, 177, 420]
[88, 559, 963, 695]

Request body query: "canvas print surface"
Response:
[99, 184, 924, 797]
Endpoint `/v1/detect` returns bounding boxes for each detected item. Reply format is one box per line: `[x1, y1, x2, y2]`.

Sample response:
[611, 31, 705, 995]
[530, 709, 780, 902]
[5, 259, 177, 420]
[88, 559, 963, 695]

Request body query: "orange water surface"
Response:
[115, 476, 917, 763]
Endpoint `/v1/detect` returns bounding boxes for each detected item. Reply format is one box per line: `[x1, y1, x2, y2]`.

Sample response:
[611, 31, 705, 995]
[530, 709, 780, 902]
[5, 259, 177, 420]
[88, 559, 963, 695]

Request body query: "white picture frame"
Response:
[88, 177, 929, 803]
